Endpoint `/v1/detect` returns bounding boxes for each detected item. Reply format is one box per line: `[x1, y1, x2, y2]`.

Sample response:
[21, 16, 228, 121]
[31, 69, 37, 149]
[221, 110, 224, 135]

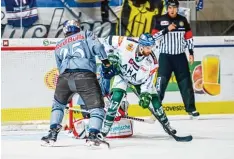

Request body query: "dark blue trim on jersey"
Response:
[195, 44, 234, 48]
[1, 0, 122, 7]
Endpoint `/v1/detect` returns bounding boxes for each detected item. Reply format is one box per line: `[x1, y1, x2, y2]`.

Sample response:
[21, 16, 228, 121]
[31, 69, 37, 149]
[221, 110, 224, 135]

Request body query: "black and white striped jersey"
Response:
[152, 14, 194, 55]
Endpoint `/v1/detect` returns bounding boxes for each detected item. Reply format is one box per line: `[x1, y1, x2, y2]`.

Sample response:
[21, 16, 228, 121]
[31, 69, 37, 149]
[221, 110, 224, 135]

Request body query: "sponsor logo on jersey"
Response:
[140, 66, 147, 72]
[128, 58, 139, 70]
[161, 21, 169, 26]
[121, 63, 137, 81]
[126, 43, 134, 51]
[55, 34, 85, 50]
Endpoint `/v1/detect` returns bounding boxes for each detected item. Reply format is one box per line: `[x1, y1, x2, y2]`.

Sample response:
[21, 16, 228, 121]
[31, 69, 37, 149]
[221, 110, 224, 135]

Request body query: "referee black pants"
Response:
[156, 53, 196, 112]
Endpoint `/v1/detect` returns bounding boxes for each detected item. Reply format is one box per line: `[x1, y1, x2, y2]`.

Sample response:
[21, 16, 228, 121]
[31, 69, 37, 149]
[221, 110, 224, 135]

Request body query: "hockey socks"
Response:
[102, 89, 125, 135]
[151, 95, 177, 134]
[151, 95, 168, 123]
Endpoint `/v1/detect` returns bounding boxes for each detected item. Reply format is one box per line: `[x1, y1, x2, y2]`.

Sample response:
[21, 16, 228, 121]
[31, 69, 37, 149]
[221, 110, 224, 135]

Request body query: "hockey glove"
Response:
[139, 92, 152, 109]
[101, 64, 116, 79]
[108, 53, 120, 65]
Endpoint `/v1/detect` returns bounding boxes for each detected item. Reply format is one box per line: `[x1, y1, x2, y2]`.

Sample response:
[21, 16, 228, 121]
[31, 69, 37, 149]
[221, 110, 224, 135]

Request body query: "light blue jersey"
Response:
[55, 30, 108, 74]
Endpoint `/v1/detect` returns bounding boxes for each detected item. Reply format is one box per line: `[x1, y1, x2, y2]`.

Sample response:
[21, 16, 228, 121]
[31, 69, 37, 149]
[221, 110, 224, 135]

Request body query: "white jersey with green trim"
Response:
[105, 36, 158, 92]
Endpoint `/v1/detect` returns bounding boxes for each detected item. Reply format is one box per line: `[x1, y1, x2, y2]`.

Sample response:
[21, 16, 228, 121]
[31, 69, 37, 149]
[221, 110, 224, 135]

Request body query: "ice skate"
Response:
[163, 122, 177, 135]
[188, 111, 200, 120]
[41, 124, 62, 147]
[85, 132, 110, 149]
[147, 114, 177, 135]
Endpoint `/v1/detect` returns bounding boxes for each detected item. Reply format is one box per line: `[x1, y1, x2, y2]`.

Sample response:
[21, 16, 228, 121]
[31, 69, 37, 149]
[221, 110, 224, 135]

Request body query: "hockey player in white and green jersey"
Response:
[101, 33, 176, 136]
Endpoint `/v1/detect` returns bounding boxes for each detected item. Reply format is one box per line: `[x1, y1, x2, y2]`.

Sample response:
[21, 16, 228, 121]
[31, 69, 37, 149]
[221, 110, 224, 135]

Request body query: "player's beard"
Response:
[139, 46, 151, 56]
[142, 50, 151, 56]
[135, 46, 151, 62]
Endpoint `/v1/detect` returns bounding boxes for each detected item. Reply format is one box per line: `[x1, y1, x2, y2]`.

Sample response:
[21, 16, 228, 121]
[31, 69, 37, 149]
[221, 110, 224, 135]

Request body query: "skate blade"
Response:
[190, 115, 200, 120]
[41, 140, 55, 147]
[85, 141, 109, 150]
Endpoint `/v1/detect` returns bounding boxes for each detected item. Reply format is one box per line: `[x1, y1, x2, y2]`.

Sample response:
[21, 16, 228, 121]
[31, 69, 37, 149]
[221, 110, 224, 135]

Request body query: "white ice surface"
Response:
[2, 115, 234, 159]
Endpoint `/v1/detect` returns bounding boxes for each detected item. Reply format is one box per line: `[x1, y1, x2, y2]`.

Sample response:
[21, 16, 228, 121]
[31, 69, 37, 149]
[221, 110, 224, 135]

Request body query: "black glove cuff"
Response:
[102, 59, 110, 66]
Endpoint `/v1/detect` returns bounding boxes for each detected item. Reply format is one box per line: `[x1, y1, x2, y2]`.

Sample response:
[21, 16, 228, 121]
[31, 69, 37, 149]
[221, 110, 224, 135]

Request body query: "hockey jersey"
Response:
[55, 30, 108, 74]
[104, 36, 158, 93]
[4, 0, 38, 27]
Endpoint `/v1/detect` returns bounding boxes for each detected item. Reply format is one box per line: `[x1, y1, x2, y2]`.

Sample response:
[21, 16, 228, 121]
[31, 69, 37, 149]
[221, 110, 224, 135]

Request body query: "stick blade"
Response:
[174, 135, 193, 142]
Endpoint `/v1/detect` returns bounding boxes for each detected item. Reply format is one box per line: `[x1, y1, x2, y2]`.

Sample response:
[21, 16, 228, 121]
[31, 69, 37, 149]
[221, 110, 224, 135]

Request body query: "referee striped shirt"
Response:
[151, 14, 194, 55]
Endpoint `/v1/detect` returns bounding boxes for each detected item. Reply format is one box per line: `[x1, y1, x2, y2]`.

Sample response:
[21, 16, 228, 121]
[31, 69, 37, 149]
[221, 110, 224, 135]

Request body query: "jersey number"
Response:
[59, 42, 85, 60]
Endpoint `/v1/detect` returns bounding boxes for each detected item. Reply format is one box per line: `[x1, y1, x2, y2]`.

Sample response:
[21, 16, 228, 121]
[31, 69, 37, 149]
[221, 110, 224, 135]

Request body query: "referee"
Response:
[151, 0, 199, 118]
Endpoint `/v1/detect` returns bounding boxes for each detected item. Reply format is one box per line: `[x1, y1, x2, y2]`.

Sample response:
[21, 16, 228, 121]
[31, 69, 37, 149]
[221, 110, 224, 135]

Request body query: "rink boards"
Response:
[1, 36, 234, 122]
[2, 101, 234, 122]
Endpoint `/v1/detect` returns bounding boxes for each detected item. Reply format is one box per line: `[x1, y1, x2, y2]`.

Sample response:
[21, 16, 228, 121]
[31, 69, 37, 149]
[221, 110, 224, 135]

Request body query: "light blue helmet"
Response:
[138, 33, 155, 46]
[63, 20, 81, 36]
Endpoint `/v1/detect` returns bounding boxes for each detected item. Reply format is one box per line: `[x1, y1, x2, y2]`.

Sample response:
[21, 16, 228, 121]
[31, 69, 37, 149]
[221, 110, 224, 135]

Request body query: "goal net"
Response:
[1, 39, 80, 131]
[1, 37, 151, 131]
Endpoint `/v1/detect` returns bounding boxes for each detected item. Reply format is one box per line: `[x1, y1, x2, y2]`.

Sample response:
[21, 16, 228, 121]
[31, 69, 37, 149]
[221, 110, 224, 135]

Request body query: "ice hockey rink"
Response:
[2, 114, 234, 159]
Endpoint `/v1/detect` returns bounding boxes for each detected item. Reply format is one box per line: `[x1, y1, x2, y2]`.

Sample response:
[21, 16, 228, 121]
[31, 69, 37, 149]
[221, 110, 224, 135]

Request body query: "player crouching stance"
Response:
[72, 65, 133, 139]
[41, 20, 114, 148]
[101, 33, 176, 137]
[71, 102, 133, 139]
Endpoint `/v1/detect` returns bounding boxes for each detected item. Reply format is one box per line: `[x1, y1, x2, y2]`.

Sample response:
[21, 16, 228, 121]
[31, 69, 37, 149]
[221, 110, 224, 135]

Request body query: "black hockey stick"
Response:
[119, 75, 193, 142]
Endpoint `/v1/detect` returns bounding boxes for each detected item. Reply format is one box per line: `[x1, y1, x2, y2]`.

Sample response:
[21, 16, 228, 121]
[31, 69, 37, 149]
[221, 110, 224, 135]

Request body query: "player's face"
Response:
[168, 6, 178, 18]
[141, 46, 153, 56]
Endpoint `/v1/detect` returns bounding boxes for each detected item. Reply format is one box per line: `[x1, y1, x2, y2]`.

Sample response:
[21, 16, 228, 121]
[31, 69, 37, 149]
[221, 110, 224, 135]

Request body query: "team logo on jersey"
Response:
[179, 21, 184, 27]
[161, 21, 169, 26]
[44, 68, 59, 90]
[126, 43, 134, 51]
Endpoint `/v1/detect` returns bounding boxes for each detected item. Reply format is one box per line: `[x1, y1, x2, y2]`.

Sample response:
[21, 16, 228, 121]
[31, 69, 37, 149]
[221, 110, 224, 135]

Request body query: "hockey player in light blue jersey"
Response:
[77, 65, 111, 118]
[41, 20, 115, 148]
[76, 65, 129, 119]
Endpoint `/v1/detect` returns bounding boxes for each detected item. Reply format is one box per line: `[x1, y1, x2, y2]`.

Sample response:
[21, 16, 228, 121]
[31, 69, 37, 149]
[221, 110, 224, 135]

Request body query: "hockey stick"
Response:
[105, 95, 155, 124]
[60, 0, 82, 20]
[118, 75, 193, 142]
[66, 107, 155, 124]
